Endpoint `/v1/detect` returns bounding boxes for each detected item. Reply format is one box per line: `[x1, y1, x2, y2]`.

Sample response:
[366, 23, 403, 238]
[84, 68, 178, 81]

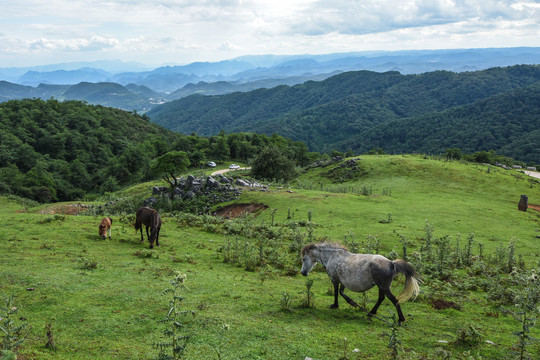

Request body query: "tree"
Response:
[251, 146, 297, 182]
[151, 151, 190, 196]
[188, 150, 206, 167]
[208, 135, 230, 163]
[445, 148, 463, 160]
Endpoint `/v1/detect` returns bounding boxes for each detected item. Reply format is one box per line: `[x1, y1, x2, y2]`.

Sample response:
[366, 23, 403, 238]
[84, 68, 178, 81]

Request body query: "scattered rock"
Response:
[494, 162, 511, 170]
[97, 175, 267, 215]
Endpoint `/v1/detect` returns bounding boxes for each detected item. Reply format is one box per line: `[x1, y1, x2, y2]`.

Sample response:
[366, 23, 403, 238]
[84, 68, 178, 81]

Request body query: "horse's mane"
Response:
[301, 243, 317, 256]
[301, 242, 348, 256]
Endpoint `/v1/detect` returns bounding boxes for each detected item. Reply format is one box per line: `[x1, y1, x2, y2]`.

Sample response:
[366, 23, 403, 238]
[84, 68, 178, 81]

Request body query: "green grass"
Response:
[1, 155, 539, 359]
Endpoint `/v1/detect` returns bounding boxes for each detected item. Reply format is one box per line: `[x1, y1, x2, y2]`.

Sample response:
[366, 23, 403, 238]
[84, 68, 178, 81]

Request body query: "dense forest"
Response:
[0, 99, 311, 202]
[355, 82, 540, 162]
[147, 65, 540, 163]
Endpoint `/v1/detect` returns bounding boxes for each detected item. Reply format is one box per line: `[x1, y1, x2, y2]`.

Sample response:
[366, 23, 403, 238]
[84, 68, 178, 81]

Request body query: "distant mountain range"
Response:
[0, 72, 338, 112]
[1, 48, 540, 163]
[147, 65, 540, 163]
[2, 47, 540, 92]
[2, 47, 540, 112]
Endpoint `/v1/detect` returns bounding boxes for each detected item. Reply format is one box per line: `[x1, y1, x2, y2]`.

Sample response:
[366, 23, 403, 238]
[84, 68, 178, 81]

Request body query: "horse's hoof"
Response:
[329, 304, 339, 309]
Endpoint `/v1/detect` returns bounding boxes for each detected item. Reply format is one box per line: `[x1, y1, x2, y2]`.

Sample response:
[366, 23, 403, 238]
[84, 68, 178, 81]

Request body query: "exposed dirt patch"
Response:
[213, 203, 268, 219]
[529, 204, 540, 213]
[430, 299, 461, 310]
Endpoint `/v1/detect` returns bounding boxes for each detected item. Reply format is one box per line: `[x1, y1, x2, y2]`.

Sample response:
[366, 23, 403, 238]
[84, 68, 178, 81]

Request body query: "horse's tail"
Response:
[393, 259, 421, 304]
[134, 218, 141, 232]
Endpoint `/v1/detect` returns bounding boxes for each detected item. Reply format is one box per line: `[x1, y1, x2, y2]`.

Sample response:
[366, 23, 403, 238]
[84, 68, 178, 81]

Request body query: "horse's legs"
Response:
[338, 283, 361, 308]
[330, 280, 340, 309]
[155, 227, 160, 247]
[383, 289, 406, 324]
[368, 287, 386, 317]
[145, 226, 150, 242]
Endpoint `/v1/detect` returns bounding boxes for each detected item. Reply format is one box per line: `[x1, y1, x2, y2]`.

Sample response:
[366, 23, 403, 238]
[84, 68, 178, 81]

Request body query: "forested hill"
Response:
[0, 98, 312, 203]
[354, 82, 540, 163]
[147, 65, 540, 162]
[0, 99, 182, 202]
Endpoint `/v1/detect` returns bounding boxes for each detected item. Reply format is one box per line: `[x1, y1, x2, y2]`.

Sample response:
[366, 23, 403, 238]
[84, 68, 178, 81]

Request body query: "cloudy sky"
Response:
[1, 0, 540, 67]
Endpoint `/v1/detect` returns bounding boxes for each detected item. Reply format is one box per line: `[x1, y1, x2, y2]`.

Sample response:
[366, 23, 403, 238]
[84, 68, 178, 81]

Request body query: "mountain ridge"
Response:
[3, 47, 540, 92]
[147, 65, 540, 163]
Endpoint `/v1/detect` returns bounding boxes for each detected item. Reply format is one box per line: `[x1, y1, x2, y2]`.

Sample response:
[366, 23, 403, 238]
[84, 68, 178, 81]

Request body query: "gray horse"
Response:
[300, 242, 420, 324]
[135, 206, 162, 248]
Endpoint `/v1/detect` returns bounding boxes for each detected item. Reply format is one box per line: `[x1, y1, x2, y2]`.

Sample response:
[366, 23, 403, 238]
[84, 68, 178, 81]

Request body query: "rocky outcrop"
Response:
[95, 174, 269, 215]
[144, 175, 267, 209]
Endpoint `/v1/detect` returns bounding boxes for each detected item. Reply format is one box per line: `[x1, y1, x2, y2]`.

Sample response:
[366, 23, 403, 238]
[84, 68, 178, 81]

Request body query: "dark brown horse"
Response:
[98, 217, 113, 239]
[135, 206, 162, 248]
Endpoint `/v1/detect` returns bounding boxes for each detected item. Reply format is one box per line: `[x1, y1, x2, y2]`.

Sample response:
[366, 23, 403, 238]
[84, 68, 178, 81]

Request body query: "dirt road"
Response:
[211, 167, 250, 176]
[523, 170, 540, 180]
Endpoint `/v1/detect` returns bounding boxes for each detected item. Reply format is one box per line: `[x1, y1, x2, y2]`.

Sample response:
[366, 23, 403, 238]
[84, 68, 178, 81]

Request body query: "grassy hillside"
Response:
[1, 155, 539, 359]
[147, 65, 540, 162]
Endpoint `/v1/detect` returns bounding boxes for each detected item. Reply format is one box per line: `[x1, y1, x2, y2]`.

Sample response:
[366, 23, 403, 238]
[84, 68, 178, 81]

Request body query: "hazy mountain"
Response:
[125, 83, 163, 98]
[62, 82, 163, 111]
[18, 68, 112, 86]
[0, 81, 41, 101]
[0, 80, 167, 112]
[36, 84, 72, 99]
[166, 72, 340, 100]
[3, 47, 540, 93]
[147, 65, 540, 163]
[0, 73, 339, 109]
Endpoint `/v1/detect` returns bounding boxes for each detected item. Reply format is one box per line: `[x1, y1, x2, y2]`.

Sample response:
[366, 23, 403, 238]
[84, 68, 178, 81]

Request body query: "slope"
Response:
[1, 155, 539, 359]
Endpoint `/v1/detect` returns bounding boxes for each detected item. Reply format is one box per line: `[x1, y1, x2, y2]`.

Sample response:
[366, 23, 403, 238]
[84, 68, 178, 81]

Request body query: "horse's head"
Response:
[300, 244, 319, 276]
[98, 217, 111, 239]
[98, 224, 107, 238]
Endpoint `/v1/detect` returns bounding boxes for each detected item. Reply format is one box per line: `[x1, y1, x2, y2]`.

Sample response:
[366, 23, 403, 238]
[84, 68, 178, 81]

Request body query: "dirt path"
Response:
[523, 170, 540, 180]
[211, 167, 250, 176]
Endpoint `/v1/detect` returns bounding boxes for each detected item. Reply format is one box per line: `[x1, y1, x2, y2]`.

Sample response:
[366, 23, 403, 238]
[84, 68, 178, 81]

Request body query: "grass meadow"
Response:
[1, 155, 539, 359]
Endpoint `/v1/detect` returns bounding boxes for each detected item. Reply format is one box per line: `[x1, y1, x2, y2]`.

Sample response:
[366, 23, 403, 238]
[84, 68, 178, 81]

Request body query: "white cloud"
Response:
[1, 0, 539, 67]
